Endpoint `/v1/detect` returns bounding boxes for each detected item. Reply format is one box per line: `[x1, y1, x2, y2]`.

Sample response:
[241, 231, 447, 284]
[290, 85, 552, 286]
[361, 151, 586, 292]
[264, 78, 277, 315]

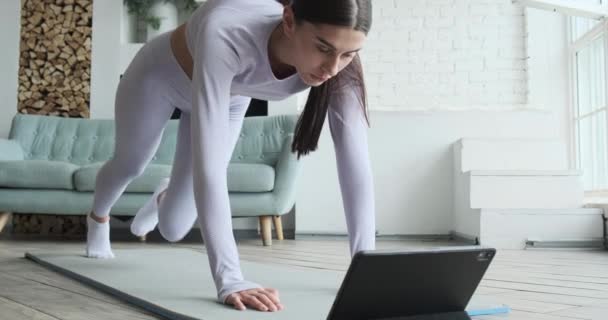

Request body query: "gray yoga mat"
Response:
[25, 248, 508, 320]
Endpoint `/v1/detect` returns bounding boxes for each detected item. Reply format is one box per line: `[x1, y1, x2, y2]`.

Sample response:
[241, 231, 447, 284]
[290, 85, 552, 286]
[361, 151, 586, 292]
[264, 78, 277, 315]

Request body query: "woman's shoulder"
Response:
[190, 0, 282, 29]
[187, 0, 282, 53]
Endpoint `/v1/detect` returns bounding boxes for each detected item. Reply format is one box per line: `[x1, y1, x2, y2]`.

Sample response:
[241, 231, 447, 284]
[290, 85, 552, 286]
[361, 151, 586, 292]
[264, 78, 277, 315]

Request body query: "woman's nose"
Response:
[323, 56, 340, 77]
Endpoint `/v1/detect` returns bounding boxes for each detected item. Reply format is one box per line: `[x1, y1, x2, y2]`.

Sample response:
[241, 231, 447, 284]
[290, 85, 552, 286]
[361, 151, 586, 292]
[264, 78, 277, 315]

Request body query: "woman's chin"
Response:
[300, 73, 325, 87]
[308, 81, 324, 87]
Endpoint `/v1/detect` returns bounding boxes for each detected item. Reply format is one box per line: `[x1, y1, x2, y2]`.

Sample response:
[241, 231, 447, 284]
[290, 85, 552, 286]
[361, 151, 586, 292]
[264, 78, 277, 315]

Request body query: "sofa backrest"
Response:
[231, 115, 298, 165]
[8, 114, 177, 166]
[9, 114, 297, 166]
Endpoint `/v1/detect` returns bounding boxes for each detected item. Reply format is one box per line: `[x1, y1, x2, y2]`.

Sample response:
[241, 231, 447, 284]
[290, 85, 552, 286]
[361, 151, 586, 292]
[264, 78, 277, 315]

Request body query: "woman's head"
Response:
[276, 0, 372, 158]
[279, 0, 372, 86]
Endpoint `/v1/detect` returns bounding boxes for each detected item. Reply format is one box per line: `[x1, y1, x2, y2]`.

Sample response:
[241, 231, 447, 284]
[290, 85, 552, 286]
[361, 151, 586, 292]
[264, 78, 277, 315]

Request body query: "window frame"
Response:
[513, 0, 608, 20]
[568, 20, 608, 193]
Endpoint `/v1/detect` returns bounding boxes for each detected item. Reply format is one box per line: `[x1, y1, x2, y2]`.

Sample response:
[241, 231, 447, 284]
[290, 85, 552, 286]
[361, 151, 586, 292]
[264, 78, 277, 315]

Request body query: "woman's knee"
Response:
[156, 192, 196, 243]
[158, 223, 190, 243]
[102, 155, 148, 180]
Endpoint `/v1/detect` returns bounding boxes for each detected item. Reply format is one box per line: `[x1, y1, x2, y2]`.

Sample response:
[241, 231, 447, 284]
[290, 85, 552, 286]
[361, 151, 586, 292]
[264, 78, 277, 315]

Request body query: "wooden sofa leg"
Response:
[0, 212, 12, 234]
[138, 235, 147, 242]
[272, 215, 284, 240]
[259, 216, 272, 246]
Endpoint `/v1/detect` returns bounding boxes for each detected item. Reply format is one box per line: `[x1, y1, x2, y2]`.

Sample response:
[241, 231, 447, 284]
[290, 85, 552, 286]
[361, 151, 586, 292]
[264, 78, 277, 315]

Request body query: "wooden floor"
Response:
[0, 237, 607, 320]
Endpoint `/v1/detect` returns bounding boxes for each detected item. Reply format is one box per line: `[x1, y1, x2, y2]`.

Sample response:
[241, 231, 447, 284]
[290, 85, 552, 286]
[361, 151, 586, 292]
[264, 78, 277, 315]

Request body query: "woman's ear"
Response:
[282, 5, 296, 38]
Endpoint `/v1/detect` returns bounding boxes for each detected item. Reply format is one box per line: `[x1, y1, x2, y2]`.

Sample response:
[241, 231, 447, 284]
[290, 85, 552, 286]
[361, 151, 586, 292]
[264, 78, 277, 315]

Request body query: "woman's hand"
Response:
[225, 287, 284, 312]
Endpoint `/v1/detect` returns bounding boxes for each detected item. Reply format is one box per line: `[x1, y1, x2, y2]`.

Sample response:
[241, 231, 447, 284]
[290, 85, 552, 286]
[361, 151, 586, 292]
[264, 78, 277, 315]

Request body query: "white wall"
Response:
[0, 1, 20, 138]
[365, 0, 528, 111]
[90, 0, 122, 119]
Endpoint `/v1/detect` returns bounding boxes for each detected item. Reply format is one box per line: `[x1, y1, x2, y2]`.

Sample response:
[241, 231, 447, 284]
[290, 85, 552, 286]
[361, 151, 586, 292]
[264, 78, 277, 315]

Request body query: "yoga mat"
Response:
[26, 248, 509, 319]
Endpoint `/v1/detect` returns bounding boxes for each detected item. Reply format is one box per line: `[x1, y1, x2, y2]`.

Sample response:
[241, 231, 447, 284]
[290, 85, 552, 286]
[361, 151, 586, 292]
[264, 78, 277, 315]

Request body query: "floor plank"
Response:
[0, 295, 59, 320]
[549, 305, 608, 319]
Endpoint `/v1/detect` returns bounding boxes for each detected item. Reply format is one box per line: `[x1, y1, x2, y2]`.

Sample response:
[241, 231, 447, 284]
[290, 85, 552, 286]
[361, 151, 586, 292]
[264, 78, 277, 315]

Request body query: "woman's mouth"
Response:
[310, 73, 328, 82]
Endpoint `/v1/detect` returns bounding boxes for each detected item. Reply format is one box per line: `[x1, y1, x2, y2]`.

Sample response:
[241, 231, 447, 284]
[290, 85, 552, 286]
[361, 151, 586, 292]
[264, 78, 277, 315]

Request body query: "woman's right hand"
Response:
[225, 287, 283, 312]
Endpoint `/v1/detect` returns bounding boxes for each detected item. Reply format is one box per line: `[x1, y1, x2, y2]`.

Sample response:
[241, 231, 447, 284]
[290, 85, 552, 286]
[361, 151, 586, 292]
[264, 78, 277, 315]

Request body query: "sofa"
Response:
[0, 113, 301, 245]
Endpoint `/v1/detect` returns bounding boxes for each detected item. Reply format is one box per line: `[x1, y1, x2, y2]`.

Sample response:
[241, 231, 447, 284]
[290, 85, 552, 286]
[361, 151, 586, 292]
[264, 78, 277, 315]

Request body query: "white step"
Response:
[456, 138, 568, 172]
[479, 208, 604, 249]
[469, 170, 583, 209]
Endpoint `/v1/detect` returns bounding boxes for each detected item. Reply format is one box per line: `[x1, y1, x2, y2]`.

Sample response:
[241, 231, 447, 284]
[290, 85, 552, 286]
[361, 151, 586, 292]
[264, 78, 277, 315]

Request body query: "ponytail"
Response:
[291, 54, 369, 158]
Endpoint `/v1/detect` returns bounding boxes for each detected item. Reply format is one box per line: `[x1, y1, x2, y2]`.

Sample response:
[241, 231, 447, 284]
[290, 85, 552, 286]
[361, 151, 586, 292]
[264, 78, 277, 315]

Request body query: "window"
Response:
[572, 34, 608, 192]
[516, 0, 608, 193]
[567, 3, 607, 193]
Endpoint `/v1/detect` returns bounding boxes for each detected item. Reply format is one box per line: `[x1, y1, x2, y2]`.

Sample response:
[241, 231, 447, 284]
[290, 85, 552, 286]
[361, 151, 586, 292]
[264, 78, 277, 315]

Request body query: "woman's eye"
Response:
[317, 46, 331, 53]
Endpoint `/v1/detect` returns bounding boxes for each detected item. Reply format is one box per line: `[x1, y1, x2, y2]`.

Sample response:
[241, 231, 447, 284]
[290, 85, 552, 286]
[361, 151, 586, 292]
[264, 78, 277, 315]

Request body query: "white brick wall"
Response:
[361, 0, 528, 111]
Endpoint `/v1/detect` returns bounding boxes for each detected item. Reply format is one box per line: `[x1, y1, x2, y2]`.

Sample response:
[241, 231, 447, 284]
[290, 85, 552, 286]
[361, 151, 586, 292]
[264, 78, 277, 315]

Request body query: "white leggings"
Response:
[92, 31, 250, 241]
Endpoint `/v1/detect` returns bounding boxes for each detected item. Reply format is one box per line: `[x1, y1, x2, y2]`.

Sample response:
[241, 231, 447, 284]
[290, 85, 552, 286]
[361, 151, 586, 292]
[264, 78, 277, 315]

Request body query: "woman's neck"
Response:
[268, 22, 297, 79]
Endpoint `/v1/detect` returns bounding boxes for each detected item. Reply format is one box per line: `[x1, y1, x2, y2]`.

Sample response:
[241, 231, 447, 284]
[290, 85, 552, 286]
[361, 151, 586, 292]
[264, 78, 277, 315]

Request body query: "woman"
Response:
[86, 0, 375, 312]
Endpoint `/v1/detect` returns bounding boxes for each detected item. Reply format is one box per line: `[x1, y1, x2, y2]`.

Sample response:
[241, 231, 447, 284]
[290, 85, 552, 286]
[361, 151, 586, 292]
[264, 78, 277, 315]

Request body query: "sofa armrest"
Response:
[272, 136, 301, 214]
[0, 139, 24, 161]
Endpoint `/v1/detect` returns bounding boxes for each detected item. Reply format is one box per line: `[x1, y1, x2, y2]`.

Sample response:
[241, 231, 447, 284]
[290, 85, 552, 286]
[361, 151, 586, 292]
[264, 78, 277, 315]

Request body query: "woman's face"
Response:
[288, 21, 367, 86]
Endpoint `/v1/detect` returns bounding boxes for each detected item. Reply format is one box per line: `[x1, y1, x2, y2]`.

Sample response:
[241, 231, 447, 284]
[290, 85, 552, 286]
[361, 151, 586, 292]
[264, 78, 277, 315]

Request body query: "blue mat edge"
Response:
[25, 252, 202, 320]
[466, 305, 511, 316]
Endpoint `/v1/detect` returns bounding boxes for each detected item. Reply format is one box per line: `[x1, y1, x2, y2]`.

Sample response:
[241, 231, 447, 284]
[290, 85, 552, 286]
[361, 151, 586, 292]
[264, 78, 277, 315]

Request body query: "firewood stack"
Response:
[18, 0, 93, 118]
[12, 213, 86, 238]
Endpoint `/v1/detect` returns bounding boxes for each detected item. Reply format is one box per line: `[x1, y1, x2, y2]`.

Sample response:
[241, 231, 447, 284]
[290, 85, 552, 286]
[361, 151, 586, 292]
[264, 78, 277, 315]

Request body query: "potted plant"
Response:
[124, 0, 201, 40]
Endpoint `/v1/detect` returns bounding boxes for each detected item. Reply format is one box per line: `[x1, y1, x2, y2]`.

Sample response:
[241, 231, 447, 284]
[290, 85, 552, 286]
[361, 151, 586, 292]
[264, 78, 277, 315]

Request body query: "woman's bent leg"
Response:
[156, 112, 198, 241]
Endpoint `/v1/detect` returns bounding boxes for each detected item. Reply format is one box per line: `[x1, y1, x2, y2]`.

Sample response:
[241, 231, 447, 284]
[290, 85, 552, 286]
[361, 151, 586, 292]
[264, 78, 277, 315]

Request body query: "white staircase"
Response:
[452, 138, 605, 249]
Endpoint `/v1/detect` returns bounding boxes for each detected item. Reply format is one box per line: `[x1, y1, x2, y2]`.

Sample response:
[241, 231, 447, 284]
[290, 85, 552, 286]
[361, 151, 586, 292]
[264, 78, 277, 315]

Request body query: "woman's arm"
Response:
[327, 85, 376, 257]
[190, 20, 261, 303]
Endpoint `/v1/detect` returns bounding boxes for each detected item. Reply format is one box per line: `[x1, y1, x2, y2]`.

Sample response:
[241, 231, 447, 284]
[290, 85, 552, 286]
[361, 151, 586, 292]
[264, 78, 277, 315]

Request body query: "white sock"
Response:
[86, 215, 115, 259]
[130, 178, 170, 237]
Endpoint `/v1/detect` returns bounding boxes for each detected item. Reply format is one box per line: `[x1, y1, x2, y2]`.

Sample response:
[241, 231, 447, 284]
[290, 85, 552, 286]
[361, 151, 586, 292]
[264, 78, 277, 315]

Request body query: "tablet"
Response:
[326, 246, 496, 320]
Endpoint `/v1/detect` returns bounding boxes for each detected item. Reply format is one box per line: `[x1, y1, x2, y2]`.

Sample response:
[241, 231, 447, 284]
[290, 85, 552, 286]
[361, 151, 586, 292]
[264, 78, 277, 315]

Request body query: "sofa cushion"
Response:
[0, 160, 78, 190]
[227, 163, 275, 192]
[74, 163, 172, 193]
[73, 162, 275, 193]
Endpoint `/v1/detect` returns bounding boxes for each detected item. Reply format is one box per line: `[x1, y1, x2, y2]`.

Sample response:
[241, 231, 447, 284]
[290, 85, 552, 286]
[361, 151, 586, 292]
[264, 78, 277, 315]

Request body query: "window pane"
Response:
[571, 17, 600, 41]
[569, 0, 603, 41]
[576, 36, 606, 117]
[579, 117, 593, 190]
[578, 111, 608, 191]
[595, 110, 608, 190]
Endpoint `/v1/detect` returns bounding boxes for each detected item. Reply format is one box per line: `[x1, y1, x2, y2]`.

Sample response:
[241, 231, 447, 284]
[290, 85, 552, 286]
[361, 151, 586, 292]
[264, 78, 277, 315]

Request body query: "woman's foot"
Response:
[130, 178, 170, 236]
[85, 213, 114, 259]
